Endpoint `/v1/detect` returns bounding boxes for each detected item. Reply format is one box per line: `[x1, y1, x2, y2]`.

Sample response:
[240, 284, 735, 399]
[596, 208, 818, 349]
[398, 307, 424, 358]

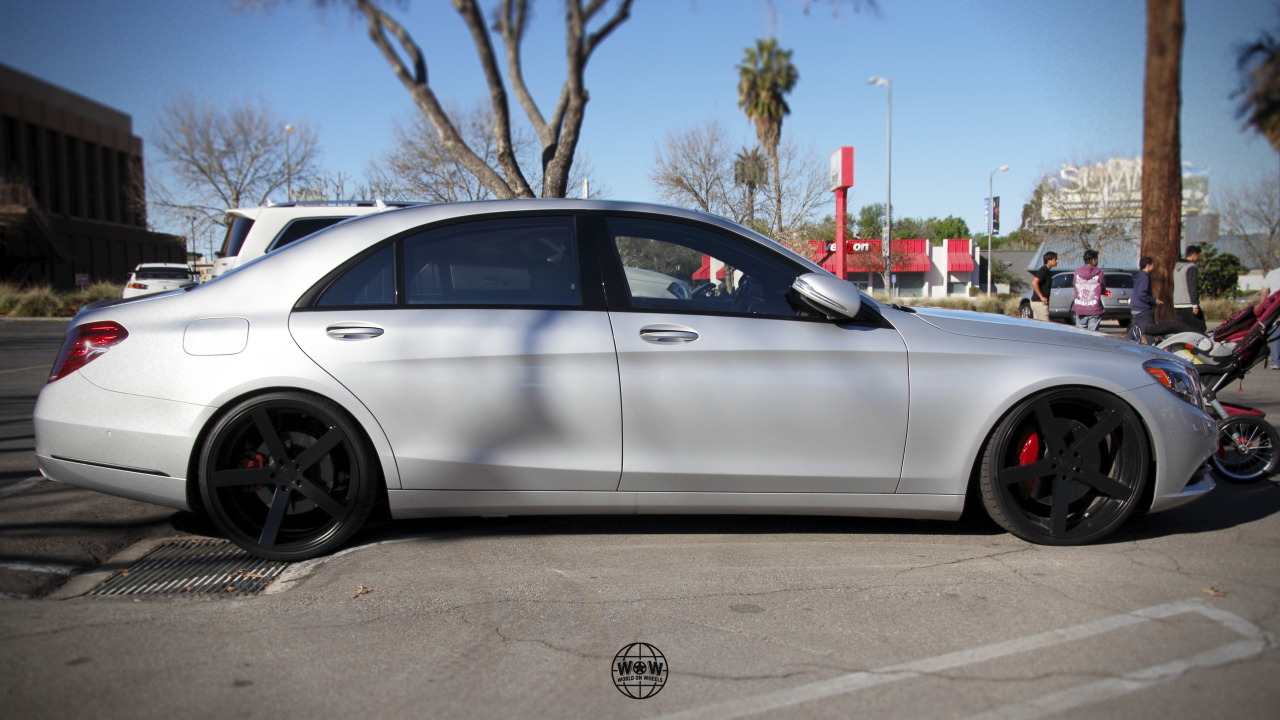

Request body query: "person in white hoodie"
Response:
[1071, 249, 1106, 331]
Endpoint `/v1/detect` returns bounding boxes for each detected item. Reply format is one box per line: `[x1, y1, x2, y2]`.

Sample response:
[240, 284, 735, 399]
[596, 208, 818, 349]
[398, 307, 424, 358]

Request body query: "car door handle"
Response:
[639, 325, 699, 344]
[325, 324, 385, 340]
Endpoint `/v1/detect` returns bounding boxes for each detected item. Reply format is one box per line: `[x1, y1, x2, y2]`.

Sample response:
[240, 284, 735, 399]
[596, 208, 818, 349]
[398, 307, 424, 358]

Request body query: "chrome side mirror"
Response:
[792, 273, 863, 320]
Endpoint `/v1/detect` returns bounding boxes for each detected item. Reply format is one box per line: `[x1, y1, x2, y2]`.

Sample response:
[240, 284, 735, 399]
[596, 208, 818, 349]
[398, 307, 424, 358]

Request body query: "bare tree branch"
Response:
[356, 0, 526, 198]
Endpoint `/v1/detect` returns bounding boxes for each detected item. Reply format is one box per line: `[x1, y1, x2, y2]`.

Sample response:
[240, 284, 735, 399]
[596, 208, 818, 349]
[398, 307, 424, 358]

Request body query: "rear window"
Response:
[268, 217, 347, 252]
[135, 268, 194, 281]
[218, 216, 255, 258]
[1106, 273, 1135, 288]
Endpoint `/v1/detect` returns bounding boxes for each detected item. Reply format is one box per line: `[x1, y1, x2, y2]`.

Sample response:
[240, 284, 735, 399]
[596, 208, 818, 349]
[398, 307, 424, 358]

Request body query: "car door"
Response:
[290, 215, 622, 492]
[597, 215, 910, 494]
[1048, 272, 1075, 319]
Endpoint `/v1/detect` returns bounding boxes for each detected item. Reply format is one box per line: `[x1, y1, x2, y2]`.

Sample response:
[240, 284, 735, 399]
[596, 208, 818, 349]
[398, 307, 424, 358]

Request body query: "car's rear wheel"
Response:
[199, 392, 380, 561]
[980, 388, 1149, 545]
[1018, 302, 1033, 319]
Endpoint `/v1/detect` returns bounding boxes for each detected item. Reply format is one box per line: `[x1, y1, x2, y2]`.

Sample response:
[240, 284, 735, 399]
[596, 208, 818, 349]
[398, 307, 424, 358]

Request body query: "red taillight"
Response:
[48, 322, 129, 383]
[127, 282, 148, 290]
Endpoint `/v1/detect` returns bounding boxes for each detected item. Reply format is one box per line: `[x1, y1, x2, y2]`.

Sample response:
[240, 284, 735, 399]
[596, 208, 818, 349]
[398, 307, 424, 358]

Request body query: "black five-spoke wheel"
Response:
[199, 392, 379, 561]
[980, 388, 1150, 545]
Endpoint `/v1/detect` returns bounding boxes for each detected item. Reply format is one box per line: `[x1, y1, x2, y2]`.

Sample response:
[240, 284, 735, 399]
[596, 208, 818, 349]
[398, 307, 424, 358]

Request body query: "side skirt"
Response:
[387, 490, 964, 521]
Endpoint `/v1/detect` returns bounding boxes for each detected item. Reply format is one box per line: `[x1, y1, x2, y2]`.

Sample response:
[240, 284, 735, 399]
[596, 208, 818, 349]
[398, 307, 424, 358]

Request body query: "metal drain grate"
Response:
[86, 538, 289, 598]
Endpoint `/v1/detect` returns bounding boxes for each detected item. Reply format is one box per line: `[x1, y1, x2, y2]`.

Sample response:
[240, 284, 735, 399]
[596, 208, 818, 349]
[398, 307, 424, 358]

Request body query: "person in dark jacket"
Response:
[1072, 249, 1106, 331]
[1128, 256, 1161, 343]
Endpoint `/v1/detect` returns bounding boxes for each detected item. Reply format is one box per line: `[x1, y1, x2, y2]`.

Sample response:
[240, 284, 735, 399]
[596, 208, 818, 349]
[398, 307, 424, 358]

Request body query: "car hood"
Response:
[904, 306, 1169, 361]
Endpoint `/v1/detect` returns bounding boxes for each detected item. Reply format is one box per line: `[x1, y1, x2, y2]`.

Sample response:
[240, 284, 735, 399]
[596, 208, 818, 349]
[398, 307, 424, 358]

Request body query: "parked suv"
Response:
[1018, 270, 1134, 326]
[211, 200, 417, 278]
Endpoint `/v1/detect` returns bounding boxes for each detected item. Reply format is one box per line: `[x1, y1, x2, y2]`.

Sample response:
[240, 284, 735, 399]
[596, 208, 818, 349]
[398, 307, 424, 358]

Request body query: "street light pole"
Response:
[284, 124, 294, 202]
[868, 76, 891, 295]
[987, 165, 1009, 296]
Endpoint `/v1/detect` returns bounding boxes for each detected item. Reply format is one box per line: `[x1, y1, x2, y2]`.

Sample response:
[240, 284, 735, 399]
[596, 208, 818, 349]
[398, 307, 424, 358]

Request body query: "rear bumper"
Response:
[34, 371, 211, 511]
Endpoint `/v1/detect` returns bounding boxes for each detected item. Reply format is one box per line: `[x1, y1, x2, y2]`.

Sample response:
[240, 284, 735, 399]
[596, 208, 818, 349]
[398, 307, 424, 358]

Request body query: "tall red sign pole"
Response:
[829, 147, 854, 280]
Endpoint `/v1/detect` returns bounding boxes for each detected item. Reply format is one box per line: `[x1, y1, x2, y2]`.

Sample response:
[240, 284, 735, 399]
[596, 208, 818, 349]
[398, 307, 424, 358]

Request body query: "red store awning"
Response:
[947, 238, 975, 272]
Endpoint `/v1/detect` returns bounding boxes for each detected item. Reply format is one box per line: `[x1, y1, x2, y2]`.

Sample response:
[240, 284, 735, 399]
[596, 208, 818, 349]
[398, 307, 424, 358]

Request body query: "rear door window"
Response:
[310, 216, 582, 309]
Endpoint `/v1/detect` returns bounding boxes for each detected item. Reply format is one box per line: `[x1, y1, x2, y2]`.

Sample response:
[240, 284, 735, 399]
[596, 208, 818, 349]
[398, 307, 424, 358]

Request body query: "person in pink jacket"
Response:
[1071, 249, 1106, 331]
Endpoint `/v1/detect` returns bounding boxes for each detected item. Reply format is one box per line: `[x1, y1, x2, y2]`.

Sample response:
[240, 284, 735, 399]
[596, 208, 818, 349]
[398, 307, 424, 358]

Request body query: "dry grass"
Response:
[0, 282, 122, 317]
[888, 294, 1022, 317]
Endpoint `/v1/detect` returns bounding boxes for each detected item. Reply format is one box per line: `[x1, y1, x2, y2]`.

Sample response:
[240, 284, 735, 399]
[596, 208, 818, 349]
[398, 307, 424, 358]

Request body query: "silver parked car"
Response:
[35, 200, 1217, 560]
[1018, 271, 1135, 326]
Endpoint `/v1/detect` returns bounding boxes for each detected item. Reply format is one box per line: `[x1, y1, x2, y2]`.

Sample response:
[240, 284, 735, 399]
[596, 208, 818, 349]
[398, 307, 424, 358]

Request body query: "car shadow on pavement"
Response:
[1113, 479, 1280, 542]
[348, 508, 1010, 549]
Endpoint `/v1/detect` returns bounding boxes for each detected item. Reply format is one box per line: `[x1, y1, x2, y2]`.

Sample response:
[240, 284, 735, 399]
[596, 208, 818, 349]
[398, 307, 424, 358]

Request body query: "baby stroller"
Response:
[1153, 292, 1280, 483]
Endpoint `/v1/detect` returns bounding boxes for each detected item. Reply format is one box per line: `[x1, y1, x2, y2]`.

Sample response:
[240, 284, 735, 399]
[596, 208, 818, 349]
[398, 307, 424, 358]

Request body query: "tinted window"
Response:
[316, 245, 395, 307]
[218, 216, 254, 258]
[135, 269, 195, 281]
[1106, 273, 1135, 288]
[403, 216, 581, 307]
[269, 217, 347, 252]
[1051, 273, 1073, 289]
[606, 217, 802, 318]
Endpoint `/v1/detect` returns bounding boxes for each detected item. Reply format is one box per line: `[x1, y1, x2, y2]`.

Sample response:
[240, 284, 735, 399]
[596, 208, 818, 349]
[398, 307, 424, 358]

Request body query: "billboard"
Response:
[1041, 158, 1209, 222]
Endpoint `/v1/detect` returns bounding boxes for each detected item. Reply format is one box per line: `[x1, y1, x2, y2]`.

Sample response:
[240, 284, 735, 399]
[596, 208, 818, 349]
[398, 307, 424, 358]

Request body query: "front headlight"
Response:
[1144, 358, 1206, 409]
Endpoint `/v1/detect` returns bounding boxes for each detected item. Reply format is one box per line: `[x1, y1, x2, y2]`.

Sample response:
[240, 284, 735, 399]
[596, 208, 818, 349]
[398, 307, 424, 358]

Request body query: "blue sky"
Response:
[2, 0, 1277, 240]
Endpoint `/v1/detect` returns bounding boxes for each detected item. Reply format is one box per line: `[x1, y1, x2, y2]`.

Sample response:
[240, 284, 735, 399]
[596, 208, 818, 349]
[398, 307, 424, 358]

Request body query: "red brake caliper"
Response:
[240, 453, 268, 491]
[1019, 433, 1040, 466]
[1018, 432, 1041, 494]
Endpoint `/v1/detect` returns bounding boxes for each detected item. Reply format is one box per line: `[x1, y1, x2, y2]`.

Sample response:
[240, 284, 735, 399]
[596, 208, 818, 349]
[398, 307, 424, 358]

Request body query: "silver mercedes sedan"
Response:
[35, 200, 1218, 560]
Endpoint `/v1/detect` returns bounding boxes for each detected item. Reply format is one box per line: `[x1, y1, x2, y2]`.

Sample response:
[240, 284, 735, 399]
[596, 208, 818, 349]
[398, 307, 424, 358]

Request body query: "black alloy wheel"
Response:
[199, 392, 379, 561]
[980, 388, 1150, 545]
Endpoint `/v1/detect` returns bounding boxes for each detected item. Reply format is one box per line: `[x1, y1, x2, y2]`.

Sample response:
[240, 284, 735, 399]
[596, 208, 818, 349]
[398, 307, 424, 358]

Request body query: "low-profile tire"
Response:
[199, 392, 380, 561]
[1211, 415, 1280, 484]
[1018, 302, 1033, 319]
[980, 388, 1150, 545]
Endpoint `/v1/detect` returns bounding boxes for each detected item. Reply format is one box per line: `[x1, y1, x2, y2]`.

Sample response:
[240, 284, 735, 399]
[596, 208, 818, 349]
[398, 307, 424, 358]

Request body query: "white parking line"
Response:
[648, 599, 1277, 720]
[0, 476, 45, 499]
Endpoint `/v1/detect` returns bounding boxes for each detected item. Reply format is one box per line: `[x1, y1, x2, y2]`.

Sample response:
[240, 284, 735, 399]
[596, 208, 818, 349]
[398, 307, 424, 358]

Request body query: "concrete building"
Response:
[807, 238, 982, 297]
[0, 63, 183, 288]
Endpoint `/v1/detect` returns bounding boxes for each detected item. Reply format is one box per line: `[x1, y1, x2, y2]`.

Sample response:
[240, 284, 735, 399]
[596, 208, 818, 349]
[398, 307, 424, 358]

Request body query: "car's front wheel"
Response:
[199, 392, 380, 561]
[979, 388, 1149, 545]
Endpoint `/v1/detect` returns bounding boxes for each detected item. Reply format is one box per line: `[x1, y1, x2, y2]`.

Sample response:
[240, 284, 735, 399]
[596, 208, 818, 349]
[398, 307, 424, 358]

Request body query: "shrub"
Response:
[1201, 297, 1244, 322]
[0, 283, 21, 315]
[10, 286, 64, 318]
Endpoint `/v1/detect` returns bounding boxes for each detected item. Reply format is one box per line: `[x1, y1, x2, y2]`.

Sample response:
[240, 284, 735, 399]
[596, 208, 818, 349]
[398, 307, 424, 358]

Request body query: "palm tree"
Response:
[1140, 0, 1184, 323]
[1237, 29, 1280, 152]
[733, 146, 768, 229]
[737, 38, 798, 238]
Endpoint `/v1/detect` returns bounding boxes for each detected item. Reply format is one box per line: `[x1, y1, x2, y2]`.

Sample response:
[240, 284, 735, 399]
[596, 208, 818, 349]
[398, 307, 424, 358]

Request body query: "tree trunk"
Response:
[771, 151, 783, 238]
[1141, 0, 1185, 324]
